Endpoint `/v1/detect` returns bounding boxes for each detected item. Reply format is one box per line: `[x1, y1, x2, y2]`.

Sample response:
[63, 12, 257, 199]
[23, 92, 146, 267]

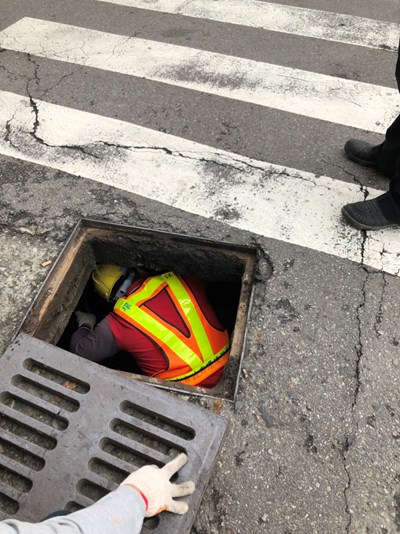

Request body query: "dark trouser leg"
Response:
[370, 40, 400, 176]
[370, 113, 400, 177]
[70, 317, 119, 362]
[340, 41, 400, 229]
[389, 151, 400, 202]
[342, 118, 400, 229]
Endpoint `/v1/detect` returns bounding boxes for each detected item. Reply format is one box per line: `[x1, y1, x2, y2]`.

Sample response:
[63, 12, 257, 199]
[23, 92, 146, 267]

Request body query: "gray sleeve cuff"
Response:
[1, 486, 145, 534]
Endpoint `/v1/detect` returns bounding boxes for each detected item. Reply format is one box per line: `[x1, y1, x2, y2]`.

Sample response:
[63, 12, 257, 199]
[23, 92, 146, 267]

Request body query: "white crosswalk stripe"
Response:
[0, 4, 400, 274]
[0, 18, 398, 134]
[95, 0, 400, 51]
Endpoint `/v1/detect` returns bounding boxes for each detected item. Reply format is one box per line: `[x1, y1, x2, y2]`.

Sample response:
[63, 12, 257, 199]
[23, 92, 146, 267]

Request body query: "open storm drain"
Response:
[19, 219, 257, 400]
[0, 219, 258, 529]
[0, 334, 227, 531]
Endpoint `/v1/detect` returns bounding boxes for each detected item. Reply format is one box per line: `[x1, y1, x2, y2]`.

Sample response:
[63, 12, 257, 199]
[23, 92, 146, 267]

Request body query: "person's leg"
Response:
[344, 114, 400, 176]
[344, 40, 400, 175]
[389, 150, 400, 203]
[371, 114, 400, 176]
[396, 37, 400, 91]
[342, 153, 400, 230]
[70, 317, 119, 362]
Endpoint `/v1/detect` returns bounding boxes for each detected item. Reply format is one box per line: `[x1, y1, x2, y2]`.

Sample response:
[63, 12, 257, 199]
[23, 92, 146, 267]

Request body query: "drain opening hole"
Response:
[88, 458, 129, 485]
[100, 438, 155, 469]
[0, 464, 32, 493]
[11, 375, 80, 413]
[0, 437, 45, 471]
[0, 413, 57, 450]
[76, 479, 108, 502]
[120, 401, 195, 441]
[143, 516, 160, 530]
[0, 492, 19, 515]
[23, 359, 90, 394]
[57, 267, 241, 387]
[111, 419, 184, 457]
[65, 501, 84, 513]
[0, 393, 68, 431]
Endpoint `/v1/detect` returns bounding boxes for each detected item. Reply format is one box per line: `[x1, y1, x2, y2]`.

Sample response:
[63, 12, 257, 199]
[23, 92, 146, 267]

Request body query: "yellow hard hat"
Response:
[92, 264, 127, 302]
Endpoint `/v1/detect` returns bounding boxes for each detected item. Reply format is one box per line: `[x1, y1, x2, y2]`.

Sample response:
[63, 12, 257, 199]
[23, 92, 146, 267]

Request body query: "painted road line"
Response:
[95, 0, 400, 51]
[2, 89, 400, 276]
[0, 18, 399, 135]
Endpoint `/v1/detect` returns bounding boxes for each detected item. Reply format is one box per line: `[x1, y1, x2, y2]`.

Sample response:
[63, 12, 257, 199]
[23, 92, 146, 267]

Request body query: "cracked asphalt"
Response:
[1, 0, 400, 532]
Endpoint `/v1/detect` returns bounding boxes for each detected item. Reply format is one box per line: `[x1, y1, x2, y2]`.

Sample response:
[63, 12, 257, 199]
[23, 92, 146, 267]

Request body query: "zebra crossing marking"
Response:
[0, 18, 399, 135]
[2, 89, 400, 276]
[95, 0, 400, 51]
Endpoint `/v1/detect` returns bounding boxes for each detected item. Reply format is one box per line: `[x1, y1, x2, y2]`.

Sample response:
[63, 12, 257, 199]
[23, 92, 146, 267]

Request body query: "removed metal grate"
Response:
[0, 334, 227, 532]
[19, 219, 257, 400]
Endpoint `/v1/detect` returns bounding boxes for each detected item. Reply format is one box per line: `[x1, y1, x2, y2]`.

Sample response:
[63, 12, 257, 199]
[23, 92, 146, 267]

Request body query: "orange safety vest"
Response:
[113, 272, 230, 386]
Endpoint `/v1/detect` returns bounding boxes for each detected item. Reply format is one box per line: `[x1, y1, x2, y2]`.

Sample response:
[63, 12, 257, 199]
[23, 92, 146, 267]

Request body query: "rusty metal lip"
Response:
[233, 281, 256, 401]
[79, 217, 260, 255]
[13, 218, 258, 402]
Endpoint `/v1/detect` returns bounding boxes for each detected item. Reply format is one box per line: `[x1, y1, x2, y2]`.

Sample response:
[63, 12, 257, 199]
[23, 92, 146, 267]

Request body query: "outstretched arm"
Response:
[1, 486, 145, 534]
[1, 454, 195, 534]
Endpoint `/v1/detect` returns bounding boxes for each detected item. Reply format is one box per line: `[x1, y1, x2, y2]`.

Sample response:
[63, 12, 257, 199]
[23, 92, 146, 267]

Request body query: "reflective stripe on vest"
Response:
[113, 272, 230, 384]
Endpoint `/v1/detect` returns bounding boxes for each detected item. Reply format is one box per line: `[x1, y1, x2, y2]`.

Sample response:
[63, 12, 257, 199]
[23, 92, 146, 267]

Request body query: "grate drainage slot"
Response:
[111, 419, 183, 457]
[77, 479, 109, 501]
[120, 401, 194, 441]
[24, 359, 90, 394]
[0, 334, 228, 531]
[0, 491, 19, 515]
[0, 438, 44, 472]
[88, 458, 129, 485]
[0, 413, 57, 451]
[143, 516, 160, 530]
[0, 465, 32, 493]
[11, 376, 80, 413]
[65, 501, 84, 513]
[100, 438, 153, 469]
[1, 394, 68, 431]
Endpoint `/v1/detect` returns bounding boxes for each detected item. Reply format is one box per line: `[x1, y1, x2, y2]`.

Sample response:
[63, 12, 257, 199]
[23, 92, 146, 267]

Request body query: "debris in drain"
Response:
[58, 263, 241, 390]
[63, 381, 78, 390]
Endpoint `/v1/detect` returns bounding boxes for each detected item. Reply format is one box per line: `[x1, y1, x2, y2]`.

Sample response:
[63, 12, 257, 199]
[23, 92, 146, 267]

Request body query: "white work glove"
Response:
[75, 311, 96, 329]
[121, 453, 195, 517]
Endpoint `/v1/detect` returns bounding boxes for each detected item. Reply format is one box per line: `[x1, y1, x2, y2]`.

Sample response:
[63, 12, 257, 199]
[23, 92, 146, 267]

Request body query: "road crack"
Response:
[373, 271, 387, 338]
[341, 436, 352, 533]
[24, 54, 100, 159]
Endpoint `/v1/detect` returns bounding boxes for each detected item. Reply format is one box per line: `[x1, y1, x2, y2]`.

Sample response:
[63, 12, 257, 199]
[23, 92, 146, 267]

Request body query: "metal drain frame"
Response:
[0, 334, 227, 531]
[18, 218, 257, 401]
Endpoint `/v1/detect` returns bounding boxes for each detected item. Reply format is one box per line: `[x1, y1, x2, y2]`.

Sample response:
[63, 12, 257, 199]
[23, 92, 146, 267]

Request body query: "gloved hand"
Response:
[75, 311, 96, 329]
[121, 453, 195, 517]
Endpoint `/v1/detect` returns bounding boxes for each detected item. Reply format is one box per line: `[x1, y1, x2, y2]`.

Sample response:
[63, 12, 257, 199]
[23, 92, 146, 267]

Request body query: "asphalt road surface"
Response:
[0, 0, 400, 532]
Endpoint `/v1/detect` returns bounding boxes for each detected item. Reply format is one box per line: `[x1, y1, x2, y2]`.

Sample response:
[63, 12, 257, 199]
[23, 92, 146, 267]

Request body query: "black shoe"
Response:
[342, 192, 400, 230]
[344, 139, 378, 168]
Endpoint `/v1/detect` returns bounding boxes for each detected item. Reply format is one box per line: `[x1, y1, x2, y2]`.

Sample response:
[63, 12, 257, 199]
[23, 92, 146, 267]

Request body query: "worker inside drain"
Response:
[59, 264, 240, 388]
